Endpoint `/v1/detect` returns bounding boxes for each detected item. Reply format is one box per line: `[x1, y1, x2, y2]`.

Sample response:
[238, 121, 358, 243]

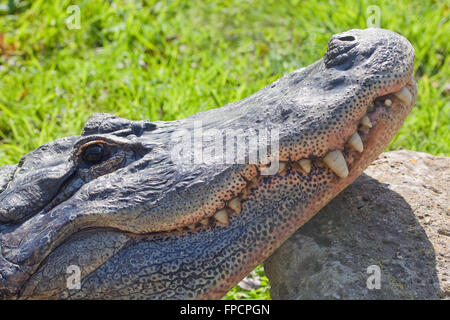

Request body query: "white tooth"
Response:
[278, 161, 287, 173]
[228, 198, 242, 214]
[384, 99, 392, 107]
[240, 187, 249, 199]
[360, 115, 372, 128]
[200, 218, 209, 226]
[394, 87, 412, 104]
[188, 224, 196, 230]
[249, 177, 259, 189]
[214, 209, 229, 225]
[298, 159, 311, 173]
[347, 132, 363, 153]
[323, 150, 349, 178]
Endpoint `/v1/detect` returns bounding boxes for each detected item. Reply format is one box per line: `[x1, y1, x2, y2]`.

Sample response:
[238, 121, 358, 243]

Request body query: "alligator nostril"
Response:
[338, 36, 355, 42]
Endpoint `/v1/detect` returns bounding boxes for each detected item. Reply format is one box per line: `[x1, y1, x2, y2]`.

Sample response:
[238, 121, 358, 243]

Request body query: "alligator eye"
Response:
[82, 144, 104, 164]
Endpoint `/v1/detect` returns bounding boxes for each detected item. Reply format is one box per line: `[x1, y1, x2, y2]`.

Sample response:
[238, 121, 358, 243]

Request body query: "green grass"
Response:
[0, 0, 448, 299]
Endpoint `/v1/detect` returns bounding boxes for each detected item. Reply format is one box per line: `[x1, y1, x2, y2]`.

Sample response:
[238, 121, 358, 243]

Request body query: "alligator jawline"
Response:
[108, 77, 417, 239]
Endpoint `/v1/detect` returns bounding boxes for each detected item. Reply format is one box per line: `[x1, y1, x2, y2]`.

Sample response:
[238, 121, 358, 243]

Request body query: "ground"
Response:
[0, 0, 448, 300]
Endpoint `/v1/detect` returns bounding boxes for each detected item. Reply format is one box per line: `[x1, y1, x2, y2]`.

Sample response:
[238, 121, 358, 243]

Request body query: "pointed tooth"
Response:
[200, 218, 209, 226]
[298, 159, 311, 173]
[278, 161, 287, 173]
[323, 150, 349, 178]
[214, 209, 229, 225]
[228, 198, 242, 214]
[240, 187, 249, 199]
[384, 99, 392, 107]
[394, 87, 412, 104]
[360, 115, 372, 128]
[188, 224, 196, 230]
[347, 132, 363, 153]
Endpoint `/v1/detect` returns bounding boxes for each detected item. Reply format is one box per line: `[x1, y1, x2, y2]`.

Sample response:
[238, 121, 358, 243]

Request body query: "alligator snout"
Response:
[324, 29, 415, 90]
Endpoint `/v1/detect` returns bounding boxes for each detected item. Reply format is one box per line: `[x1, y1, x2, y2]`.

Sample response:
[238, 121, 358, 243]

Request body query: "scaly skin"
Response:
[0, 28, 416, 299]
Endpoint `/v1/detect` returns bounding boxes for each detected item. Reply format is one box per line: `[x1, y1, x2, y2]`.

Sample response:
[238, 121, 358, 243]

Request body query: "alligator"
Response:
[0, 28, 417, 299]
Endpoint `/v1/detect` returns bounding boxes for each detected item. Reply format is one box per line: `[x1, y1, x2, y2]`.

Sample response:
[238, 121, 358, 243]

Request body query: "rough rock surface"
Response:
[265, 150, 449, 300]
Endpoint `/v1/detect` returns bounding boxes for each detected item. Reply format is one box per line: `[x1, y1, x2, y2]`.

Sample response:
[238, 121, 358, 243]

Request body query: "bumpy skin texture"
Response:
[0, 29, 416, 299]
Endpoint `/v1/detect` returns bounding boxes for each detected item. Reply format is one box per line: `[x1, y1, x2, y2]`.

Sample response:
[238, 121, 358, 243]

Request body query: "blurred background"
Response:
[0, 0, 448, 299]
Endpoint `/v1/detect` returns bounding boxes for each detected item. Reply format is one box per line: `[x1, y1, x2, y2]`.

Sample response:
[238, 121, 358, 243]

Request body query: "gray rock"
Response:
[238, 270, 262, 291]
[265, 150, 449, 300]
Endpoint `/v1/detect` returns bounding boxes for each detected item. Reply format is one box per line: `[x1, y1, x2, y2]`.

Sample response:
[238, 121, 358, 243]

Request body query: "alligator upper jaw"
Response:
[145, 76, 418, 234]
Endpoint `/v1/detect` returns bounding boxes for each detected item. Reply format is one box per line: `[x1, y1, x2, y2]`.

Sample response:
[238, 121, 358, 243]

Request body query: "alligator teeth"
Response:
[347, 132, 363, 153]
[228, 198, 242, 214]
[360, 115, 372, 128]
[298, 159, 311, 173]
[278, 161, 287, 173]
[249, 177, 259, 189]
[214, 209, 229, 225]
[323, 150, 348, 178]
[188, 224, 196, 230]
[200, 218, 209, 226]
[394, 87, 412, 104]
[240, 187, 249, 199]
[384, 99, 392, 107]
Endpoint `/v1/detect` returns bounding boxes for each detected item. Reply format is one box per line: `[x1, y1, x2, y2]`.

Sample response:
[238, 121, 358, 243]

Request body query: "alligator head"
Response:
[0, 28, 416, 299]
